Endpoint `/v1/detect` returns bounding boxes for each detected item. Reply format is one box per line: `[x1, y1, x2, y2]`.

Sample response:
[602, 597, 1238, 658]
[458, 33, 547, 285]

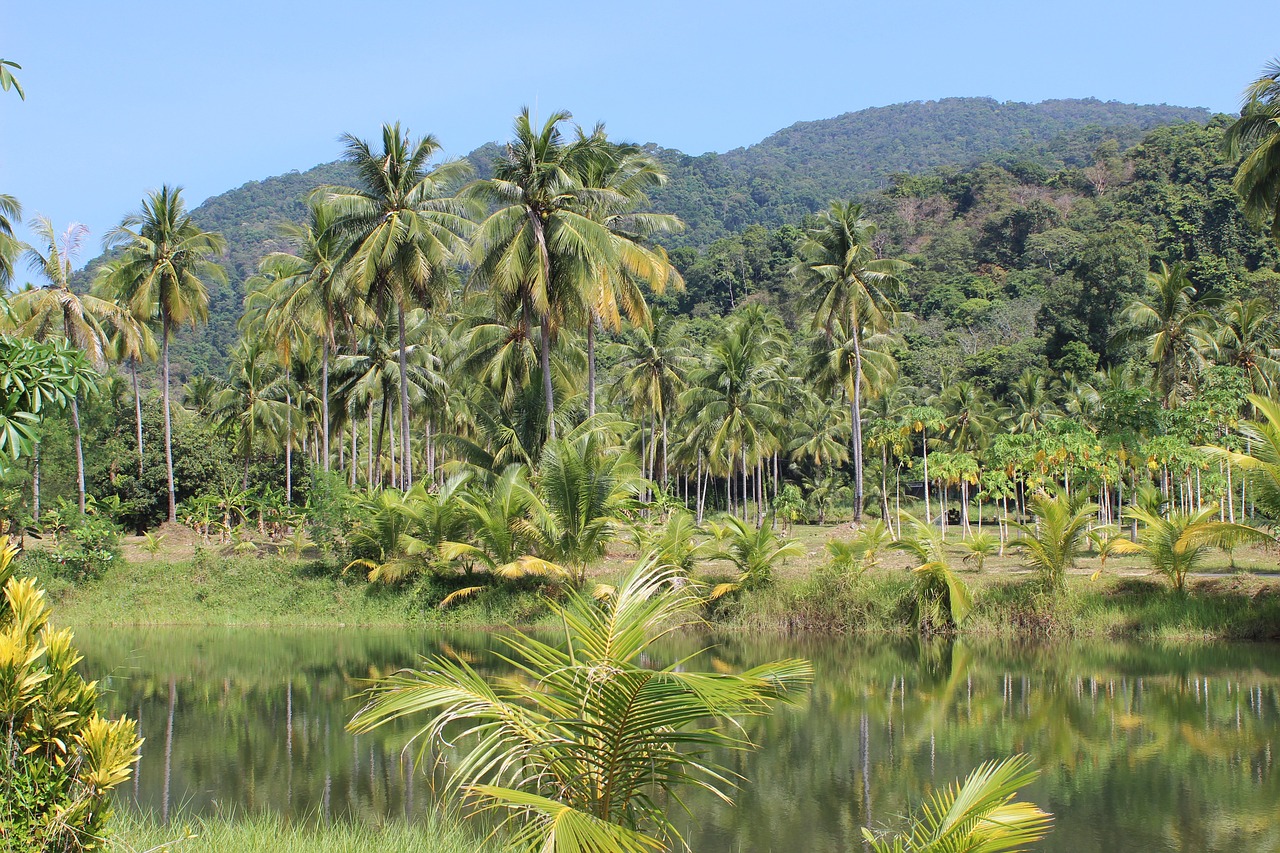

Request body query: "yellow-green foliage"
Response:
[0, 536, 143, 851]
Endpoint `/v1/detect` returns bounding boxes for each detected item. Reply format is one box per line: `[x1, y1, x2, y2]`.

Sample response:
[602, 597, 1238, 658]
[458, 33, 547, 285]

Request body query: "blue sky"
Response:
[1, 0, 1276, 262]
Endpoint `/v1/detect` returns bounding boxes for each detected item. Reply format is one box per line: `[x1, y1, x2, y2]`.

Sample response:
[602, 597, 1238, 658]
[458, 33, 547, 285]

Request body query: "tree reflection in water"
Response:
[75, 628, 1278, 853]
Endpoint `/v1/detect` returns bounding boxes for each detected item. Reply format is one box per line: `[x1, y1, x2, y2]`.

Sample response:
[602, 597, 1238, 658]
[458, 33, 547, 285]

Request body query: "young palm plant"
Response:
[1013, 489, 1097, 592]
[1111, 506, 1272, 593]
[959, 531, 1000, 572]
[892, 512, 973, 633]
[862, 754, 1051, 853]
[705, 515, 803, 599]
[348, 560, 813, 853]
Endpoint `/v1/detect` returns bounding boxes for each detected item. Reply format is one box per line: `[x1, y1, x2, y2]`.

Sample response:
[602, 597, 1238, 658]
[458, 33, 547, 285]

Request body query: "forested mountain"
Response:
[83, 97, 1210, 377]
[666, 116, 1280, 395]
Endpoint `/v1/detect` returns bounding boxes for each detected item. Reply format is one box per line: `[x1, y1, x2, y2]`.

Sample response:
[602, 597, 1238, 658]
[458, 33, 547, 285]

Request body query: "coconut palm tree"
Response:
[468, 109, 624, 439]
[793, 201, 910, 521]
[1225, 58, 1280, 239]
[102, 186, 226, 522]
[211, 340, 287, 489]
[1013, 489, 1097, 592]
[574, 132, 684, 416]
[1215, 297, 1280, 397]
[1112, 262, 1218, 408]
[1113, 505, 1271, 593]
[11, 218, 129, 512]
[258, 198, 365, 472]
[323, 123, 474, 488]
[524, 429, 642, 584]
[1204, 393, 1280, 523]
[612, 313, 694, 486]
[348, 560, 813, 853]
[893, 511, 973, 633]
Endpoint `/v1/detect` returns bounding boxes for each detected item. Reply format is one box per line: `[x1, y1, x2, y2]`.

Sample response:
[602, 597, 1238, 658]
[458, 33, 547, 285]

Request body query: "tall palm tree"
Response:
[11, 218, 128, 512]
[612, 313, 694, 487]
[102, 186, 226, 522]
[574, 132, 684, 416]
[1225, 58, 1280, 239]
[324, 123, 474, 488]
[469, 109, 623, 438]
[1215, 297, 1280, 397]
[792, 201, 910, 520]
[0, 194, 21, 287]
[258, 199, 365, 472]
[1112, 261, 1218, 408]
[212, 340, 287, 489]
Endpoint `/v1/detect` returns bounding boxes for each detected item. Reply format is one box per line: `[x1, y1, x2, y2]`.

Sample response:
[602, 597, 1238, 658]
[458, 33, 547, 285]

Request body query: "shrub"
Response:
[47, 515, 121, 583]
[0, 536, 143, 851]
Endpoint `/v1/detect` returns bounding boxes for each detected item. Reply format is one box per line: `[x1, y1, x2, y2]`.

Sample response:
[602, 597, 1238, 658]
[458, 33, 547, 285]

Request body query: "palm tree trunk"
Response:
[662, 415, 669, 487]
[921, 428, 931, 524]
[366, 401, 374, 489]
[375, 394, 389, 488]
[851, 331, 865, 522]
[163, 314, 176, 523]
[131, 356, 144, 479]
[350, 410, 358, 489]
[285, 388, 293, 506]
[321, 342, 330, 472]
[396, 300, 413, 488]
[540, 316, 556, 439]
[587, 316, 596, 419]
[70, 394, 86, 514]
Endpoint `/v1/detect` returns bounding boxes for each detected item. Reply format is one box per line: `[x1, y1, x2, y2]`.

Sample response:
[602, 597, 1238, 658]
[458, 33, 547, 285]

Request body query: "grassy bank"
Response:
[27, 545, 1280, 640]
[108, 810, 501, 853]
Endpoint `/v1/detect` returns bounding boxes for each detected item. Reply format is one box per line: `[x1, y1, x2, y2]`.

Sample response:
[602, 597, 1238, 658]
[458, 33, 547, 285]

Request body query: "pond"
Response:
[74, 628, 1280, 852]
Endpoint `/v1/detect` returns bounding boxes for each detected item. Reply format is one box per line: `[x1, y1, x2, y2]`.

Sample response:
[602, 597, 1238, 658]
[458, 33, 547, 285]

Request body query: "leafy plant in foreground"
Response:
[1112, 506, 1272, 593]
[0, 535, 143, 851]
[1013, 489, 1097, 593]
[706, 515, 803, 599]
[863, 754, 1051, 853]
[348, 560, 813, 853]
[892, 512, 972, 634]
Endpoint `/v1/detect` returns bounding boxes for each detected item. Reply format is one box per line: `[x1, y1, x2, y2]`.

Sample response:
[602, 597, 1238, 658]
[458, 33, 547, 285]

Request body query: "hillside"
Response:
[89, 97, 1211, 377]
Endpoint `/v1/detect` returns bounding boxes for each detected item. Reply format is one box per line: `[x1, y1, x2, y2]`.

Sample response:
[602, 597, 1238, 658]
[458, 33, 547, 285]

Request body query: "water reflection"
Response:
[73, 628, 1280, 853]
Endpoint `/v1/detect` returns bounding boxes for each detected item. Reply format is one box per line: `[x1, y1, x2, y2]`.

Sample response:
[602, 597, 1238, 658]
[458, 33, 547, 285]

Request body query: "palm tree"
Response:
[324, 123, 474, 488]
[100, 292, 158, 480]
[892, 512, 973, 633]
[574, 132, 684, 416]
[11, 218, 128, 511]
[348, 561, 813, 853]
[0, 194, 21, 287]
[524, 430, 641, 584]
[102, 186, 226, 522]
[793, 202, 910, 521]
[612, 313, 694, 487]
[863, 755, 1051, 853]
[705, 515, 803, 599]
[1113, 505, 1270, 593]
[1215, 297, 1280, 397]
[468, 109, 623, 438]
[1112, 261, 1218, 408]
[1013, 489, 1097, 592]
[259, 198, 365, 472]
[211, 340, 287, 489]
[1204, 393, 1280, 523]
[1225, 58, 1280, 239]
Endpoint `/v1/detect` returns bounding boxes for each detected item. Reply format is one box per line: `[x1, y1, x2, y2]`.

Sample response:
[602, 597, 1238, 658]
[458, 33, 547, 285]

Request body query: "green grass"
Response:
[19, 529, 1280, 640]
[27, 551, 557, 629]
[107, 810, 503, 853]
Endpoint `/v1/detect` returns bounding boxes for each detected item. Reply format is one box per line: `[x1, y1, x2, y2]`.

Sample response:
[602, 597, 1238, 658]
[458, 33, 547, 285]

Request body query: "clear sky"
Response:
[2, 0, 1276, 261]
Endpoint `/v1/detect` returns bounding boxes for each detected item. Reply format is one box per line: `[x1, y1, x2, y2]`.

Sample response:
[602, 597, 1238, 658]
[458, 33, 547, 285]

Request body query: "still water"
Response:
[73, 628, 1279, 852]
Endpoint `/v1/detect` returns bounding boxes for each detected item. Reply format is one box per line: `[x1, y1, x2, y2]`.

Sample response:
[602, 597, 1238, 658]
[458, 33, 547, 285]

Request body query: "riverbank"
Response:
[108, 809, 501, 853]
[30, 548, 1280, 640]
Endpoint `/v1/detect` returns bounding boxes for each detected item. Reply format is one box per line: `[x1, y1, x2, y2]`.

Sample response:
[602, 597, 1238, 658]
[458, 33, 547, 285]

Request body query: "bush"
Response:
[0, 536, 142, 851]
[47, 515, 121, 583]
